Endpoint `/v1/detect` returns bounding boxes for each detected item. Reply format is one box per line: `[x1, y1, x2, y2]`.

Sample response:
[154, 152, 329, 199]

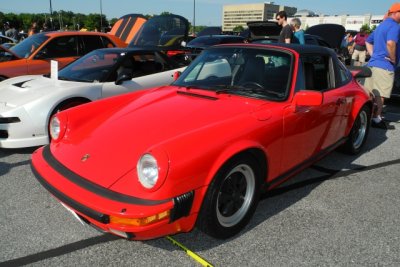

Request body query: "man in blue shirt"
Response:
[365, 3, 400, 129]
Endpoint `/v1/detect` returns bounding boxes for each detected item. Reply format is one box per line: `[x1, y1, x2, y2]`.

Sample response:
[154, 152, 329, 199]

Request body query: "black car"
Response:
[185, 35, 246, 60]
[246, 21, 346, 61]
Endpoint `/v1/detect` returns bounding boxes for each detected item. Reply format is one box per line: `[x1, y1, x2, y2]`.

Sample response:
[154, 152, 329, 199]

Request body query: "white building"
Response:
[222, 3, 384, 32]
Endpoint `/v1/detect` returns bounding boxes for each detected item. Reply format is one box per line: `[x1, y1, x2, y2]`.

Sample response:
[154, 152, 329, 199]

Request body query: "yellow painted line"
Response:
[166, 236, 214, 267]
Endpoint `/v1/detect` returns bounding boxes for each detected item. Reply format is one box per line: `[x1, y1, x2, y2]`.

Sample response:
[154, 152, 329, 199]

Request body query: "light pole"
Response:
[193, 0, 196, 35]
[100, 0, 103, 32]
[49, 0, 53, 30]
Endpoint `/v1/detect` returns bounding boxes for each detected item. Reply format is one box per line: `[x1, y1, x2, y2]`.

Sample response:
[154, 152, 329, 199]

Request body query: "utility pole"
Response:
[193, 0, 196, 35]
[100, 0, 103, 32]
[49, 0, 53, 30]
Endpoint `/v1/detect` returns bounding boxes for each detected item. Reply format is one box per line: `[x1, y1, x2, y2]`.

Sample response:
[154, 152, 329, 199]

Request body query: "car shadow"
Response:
[148, 114, 397, 252]
[0, 147, 39, 176]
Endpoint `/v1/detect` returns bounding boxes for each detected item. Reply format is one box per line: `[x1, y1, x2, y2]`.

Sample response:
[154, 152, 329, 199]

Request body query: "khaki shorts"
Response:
[352, 49, 366, 63]
[364, 67, 394, 98]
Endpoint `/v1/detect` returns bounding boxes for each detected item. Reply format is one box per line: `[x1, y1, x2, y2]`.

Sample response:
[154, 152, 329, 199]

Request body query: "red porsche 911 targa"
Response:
[31, 43, 373, 240]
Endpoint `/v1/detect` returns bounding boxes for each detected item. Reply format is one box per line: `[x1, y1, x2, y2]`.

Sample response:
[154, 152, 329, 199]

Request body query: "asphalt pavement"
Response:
[1, 102, 400, 267]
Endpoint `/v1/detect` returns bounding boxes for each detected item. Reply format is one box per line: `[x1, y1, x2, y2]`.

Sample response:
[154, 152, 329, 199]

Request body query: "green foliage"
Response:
[232, 25, 244, 32]
[360, 23, 372, 33]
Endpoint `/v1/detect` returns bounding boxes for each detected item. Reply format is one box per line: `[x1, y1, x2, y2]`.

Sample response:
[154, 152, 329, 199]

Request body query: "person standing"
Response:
[276, 11, 292, 44]
[4, 22, 18, 40]
[365, 3, 400, 130]
[351, 29, 368, 66]
[290, 18, 305, 45]
[28, 22, 38, 36]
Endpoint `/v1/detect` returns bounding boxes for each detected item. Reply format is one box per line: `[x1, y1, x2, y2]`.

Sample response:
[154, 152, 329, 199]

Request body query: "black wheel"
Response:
[340, 105, 371, 154]
[197, 154, 262, 239]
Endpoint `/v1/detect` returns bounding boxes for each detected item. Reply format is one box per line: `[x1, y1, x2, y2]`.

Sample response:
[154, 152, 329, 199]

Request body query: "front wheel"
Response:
[340, 105, 371, 154]
[197, 154, 262, 239]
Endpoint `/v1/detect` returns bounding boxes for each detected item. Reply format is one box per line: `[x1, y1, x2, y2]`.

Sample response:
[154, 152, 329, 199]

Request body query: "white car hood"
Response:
[0, 75, 91, 108]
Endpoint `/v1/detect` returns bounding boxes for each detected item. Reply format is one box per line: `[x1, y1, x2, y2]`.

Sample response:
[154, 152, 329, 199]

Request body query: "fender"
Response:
[204, 139, 269, 187]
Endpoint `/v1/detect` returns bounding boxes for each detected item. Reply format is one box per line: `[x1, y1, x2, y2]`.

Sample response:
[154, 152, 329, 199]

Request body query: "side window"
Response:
[301, 54, 331, 91]
[42, 36, 78, 58]
[335, 59, 352, 87]
[80, 36, 108, 55]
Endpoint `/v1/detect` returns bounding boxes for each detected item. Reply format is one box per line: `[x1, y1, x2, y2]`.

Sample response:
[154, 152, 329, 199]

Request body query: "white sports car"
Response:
[0, 47, 186, 148]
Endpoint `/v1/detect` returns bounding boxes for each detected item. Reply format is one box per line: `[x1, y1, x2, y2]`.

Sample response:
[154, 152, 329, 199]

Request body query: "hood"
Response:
[305, 24, 345, 50]
[247, 21, 281, 40]
[109, 14, 147, 44]
[0, 45, 21, 60]
[0, 75, 90, 108]
[129, 14, 189, 48]
[52, 87, 268, 188]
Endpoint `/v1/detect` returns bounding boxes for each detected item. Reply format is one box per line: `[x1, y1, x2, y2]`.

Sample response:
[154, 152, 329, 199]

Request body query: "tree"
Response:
[232, 25, 244, 33]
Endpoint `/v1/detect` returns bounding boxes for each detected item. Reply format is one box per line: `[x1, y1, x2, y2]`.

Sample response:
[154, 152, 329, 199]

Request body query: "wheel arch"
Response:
[345, 99, 373, 137]
[205, 142, 269, 189]
[46, 96, 91, 132]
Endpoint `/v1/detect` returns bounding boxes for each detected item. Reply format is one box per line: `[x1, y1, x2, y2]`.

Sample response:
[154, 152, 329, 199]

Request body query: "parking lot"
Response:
[1, 101, 400, 267]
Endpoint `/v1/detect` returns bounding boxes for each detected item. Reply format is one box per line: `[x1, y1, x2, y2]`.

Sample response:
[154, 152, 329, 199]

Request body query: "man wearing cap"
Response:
[365, 3, 400, 129]
[5, 22, 18, 40]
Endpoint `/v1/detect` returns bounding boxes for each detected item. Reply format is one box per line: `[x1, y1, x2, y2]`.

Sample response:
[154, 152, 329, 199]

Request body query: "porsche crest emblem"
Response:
[81, 154, 90, 162]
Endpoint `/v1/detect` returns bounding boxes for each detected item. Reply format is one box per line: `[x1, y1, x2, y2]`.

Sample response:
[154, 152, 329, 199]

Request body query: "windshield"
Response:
[10, 34, 49, 58]
[57, 50, 123, 82]
[173, 47, 293, 101]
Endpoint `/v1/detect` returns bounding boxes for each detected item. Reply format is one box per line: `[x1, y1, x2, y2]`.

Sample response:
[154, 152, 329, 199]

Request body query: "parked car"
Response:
[0, 34, 17, 47]
[31, 43, 372, 240]
[247, 21, 346, 61]
[0, 31, 126, 81]
[129, 14, 191, 65]
[185, 35, 246, 60]
[0, 47, 186, 148]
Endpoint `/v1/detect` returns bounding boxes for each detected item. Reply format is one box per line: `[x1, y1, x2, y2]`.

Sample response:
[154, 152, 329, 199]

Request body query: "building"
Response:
[222, 2, 296, 32]
[288, 14, 384, 32]
[221, 2, 384, 33]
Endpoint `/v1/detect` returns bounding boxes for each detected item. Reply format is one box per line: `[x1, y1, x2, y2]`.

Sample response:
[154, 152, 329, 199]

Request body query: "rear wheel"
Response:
[197, 154, 262, 239]
[340, 105, 371, 154]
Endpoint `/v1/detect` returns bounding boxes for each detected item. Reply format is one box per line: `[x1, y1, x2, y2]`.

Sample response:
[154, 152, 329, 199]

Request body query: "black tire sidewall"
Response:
[197, 154, 262, 239]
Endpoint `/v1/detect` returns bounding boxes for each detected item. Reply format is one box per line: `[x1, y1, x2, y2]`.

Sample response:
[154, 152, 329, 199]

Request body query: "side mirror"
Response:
[293, 90, 323, 106]
[350, 66, 372, 78]
[173, 71, 181, 81]
[115, 71, 133, 85]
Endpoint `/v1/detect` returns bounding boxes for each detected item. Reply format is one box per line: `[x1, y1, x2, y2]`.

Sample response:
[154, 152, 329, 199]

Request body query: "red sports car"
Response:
[31, 44, 372, 240]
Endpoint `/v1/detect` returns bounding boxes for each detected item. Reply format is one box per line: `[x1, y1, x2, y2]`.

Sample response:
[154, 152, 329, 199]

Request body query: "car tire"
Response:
[197, 154, 262, 239]
[340, 105, 371, 155]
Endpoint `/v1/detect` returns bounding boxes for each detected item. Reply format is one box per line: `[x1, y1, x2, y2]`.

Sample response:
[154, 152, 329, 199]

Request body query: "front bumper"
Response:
[31, 145, 196, 240]
[0, 107, 48, 148]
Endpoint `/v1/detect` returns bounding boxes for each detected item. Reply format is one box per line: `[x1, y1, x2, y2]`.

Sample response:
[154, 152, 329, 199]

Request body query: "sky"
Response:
[0, 0, 393, 26]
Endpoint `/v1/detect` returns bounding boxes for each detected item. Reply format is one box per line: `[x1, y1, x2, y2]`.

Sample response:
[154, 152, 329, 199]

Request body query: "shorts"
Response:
[352, 49, 366, 63]
[364, 67, 394, 98]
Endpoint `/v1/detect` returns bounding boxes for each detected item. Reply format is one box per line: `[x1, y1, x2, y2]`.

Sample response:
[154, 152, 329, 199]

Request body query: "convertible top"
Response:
[210, 43, 338, 56]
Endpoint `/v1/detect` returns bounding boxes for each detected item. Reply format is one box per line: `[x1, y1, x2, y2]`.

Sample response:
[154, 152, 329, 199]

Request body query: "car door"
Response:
[101, 51, 177, 98]
[281, 54, 346, 172]
[27, 35, 79, 75]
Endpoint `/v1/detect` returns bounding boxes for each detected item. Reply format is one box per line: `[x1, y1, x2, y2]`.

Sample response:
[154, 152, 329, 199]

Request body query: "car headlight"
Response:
[49, 116, 61, 140]
[137, 154, 159, 189]
[49, 114, 67, 142]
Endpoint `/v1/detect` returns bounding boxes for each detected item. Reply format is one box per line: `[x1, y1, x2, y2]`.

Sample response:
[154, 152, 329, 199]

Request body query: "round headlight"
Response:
[49, 116, 61, 140]
[137, 154, 159, 189]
